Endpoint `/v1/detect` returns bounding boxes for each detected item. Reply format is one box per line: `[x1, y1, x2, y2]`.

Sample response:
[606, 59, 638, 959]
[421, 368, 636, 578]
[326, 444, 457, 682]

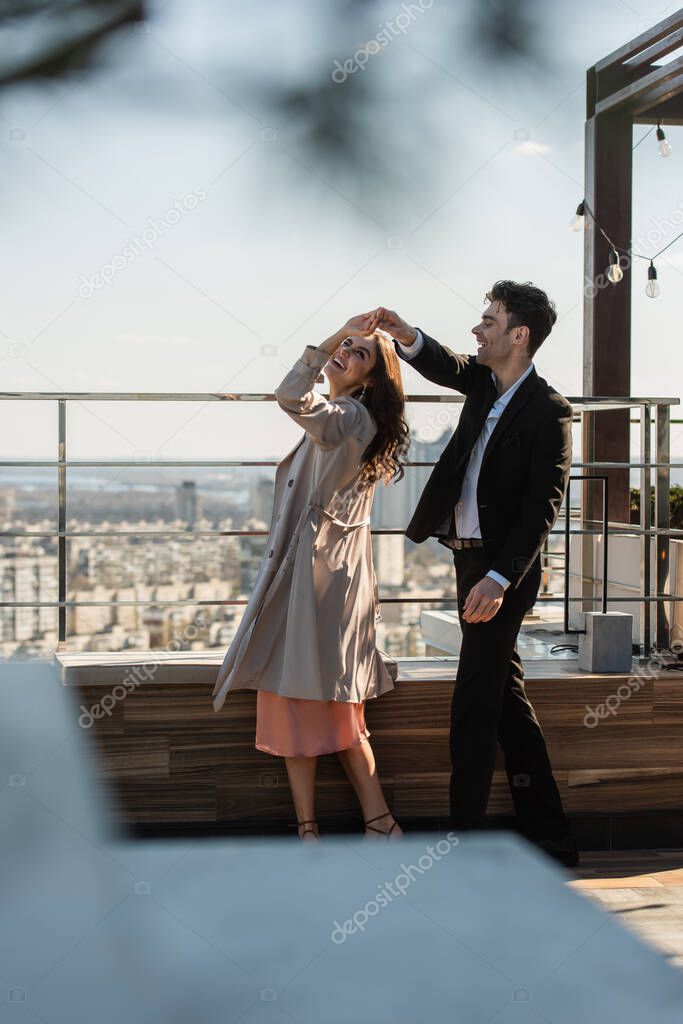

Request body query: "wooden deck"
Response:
[570, 850, 683, 970]
[57, 653, 683, 845]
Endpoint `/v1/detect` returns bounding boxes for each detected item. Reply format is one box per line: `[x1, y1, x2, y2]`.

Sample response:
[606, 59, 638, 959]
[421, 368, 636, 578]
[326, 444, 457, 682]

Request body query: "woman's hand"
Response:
[319, 313, 375, 355]
[342, 312, 376, 336]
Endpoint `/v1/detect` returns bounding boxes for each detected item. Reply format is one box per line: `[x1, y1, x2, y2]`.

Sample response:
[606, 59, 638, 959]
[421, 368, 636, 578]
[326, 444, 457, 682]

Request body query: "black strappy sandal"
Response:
[296, 818, 320, 841]
[364, 811, 400, 837]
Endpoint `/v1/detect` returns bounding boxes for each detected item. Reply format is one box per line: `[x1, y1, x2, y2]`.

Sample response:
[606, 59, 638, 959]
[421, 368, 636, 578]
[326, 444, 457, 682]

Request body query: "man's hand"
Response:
[462, 576, 504, 624]
[367, 307, 417, 347]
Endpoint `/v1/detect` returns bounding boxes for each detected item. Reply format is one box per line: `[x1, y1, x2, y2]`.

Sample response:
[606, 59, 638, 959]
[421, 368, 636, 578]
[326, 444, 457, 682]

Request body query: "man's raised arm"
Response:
[367, 306, 485, 394]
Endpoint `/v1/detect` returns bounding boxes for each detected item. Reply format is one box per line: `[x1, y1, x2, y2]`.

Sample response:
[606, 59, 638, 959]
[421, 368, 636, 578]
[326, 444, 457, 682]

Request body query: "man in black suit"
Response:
[368, 281, 578, 866]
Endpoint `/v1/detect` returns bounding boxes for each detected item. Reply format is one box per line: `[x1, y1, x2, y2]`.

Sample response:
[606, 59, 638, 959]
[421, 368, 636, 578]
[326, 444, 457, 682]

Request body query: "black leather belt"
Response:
[449, 538, 485, 550]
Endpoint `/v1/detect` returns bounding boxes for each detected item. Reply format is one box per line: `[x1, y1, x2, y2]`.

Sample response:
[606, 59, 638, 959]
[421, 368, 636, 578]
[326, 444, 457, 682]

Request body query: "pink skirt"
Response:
[255, 689, 370, 757]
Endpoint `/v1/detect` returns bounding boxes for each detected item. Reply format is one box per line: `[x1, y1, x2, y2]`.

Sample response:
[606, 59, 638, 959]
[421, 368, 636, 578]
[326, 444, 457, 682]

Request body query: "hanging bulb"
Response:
[607, 249, 623, 283]
[646, 261, 660, 298]
[656, 124, 671, 157]
[570, 200, 586, 231]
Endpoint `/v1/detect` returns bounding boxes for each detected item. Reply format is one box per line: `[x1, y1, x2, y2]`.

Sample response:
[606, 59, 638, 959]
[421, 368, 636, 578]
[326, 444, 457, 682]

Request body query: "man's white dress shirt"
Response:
[396, 329, 535, 592]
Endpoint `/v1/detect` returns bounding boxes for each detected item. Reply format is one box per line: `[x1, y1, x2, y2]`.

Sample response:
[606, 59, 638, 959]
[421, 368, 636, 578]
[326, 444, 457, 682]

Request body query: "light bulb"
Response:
[570, 200, 586, 231]
[656, 125, 671, 157]
[646, 262, 660, 298]
[607, 250, 623, 283]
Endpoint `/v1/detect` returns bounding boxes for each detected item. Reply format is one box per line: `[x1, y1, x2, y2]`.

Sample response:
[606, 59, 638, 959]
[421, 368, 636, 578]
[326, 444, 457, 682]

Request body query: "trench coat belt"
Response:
[311, 503, 371, 530]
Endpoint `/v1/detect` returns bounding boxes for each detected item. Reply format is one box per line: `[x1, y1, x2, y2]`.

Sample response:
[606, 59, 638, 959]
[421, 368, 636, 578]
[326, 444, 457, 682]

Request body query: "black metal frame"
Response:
[564, 474, 608, 636]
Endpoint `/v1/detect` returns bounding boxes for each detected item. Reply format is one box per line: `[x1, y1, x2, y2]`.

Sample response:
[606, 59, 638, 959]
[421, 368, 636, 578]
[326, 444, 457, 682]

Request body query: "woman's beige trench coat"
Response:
[212, 345, 395, 711]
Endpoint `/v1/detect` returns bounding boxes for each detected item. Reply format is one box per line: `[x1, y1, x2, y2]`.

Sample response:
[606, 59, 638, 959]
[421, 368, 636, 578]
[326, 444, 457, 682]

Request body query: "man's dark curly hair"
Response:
[485, 280, 557, 358]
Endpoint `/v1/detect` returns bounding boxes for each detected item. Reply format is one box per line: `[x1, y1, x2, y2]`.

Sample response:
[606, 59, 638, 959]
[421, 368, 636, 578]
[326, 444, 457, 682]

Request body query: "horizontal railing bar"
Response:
[2, 459, 682, 470]
[571, 462, 683, 469]
[0, 460, 282, 468]
[0, 391, 679, 407]
[1, 594, 681, 609]
[7, 530, 400, 539]
[2, 526, 681, 540]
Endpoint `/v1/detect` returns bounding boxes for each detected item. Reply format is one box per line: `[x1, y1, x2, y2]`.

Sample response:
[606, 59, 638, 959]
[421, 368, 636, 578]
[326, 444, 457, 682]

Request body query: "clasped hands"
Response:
[337, 307, 418, 347]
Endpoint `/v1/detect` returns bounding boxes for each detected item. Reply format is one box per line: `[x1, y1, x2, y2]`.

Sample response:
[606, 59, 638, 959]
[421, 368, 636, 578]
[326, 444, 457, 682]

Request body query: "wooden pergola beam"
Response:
[595, 53, 683, 116]
[634, 93, 683, 124]
[622, 24, 683, 70]
[594, 9, 683, 72]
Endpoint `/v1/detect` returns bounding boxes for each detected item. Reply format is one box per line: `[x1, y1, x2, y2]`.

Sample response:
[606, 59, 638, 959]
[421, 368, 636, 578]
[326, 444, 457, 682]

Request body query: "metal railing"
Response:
[0, 390, 681, 656]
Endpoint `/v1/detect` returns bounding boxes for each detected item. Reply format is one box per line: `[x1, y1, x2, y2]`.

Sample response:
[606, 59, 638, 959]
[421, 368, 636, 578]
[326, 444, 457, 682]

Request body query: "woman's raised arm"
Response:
[274, 323, 376, 450]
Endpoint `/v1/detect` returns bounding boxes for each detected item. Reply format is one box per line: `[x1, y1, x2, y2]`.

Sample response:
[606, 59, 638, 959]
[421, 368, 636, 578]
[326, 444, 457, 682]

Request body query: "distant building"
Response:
[0, 547, 58, 642]
[113, 587, 145, 631]
[374, 534, 405, 588]
[177, 481, 200, 528]
[69, 584, 115, 637]
[407, 428, 453, 519]
[372, 428, 451, 531]
[0, 487, 16, 521]
[252, 476, 275, 524]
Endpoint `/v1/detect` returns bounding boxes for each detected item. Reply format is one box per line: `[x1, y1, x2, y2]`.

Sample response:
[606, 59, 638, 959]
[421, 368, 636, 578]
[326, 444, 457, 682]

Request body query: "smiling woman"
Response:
[211, 314, 409, 841]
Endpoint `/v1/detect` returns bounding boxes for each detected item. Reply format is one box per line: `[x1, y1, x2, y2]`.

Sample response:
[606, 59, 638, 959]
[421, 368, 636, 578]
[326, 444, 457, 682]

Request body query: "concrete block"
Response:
[578, 611, 634, 673]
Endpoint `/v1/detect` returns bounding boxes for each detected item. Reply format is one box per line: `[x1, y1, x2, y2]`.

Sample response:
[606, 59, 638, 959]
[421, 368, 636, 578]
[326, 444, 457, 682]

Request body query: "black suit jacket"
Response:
[396, 331, 573, 590]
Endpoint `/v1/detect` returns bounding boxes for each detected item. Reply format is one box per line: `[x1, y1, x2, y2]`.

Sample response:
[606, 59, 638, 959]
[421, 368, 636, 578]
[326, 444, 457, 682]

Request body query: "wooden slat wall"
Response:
[72, 673, 683, 827]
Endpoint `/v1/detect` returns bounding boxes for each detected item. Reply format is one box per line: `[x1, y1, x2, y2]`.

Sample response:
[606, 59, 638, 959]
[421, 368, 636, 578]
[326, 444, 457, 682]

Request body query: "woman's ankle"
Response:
[296, 819, 319, 841]
[363, 810, 403, 837]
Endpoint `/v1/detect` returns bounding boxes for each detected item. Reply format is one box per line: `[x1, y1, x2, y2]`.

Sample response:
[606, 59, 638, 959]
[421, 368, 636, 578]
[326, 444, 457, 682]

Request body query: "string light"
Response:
[570, 193, 683, 299]
[607, 248, 624, 283]
[569, 122, 675, 296]
[569, 200, 586, 231]
[656, 123, 671, 157]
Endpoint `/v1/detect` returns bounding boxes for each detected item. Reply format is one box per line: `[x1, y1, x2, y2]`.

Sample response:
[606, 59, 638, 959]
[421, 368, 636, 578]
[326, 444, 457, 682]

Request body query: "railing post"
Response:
[640, 404, 652, 656]
[564, 481, 571, 635]
[580, 409, 596, 628]
[656, 404, 671, 652]
[58, 400, 67, 650]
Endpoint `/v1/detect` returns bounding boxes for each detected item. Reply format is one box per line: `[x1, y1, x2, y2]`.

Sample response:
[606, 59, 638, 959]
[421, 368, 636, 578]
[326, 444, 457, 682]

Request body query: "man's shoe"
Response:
[534, 836, 580, 868]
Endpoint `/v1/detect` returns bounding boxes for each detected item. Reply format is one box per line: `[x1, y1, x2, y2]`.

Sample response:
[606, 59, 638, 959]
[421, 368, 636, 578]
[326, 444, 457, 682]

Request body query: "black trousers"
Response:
[449, 547, 572, 841]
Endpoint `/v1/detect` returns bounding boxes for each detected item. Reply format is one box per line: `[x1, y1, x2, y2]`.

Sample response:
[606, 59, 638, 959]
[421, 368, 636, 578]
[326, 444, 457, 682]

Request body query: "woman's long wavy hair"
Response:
[352, 333, 410, 488]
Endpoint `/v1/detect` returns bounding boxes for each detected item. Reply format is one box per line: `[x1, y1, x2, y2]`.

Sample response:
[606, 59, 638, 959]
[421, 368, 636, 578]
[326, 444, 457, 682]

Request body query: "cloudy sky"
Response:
[0, 0, 681, 467]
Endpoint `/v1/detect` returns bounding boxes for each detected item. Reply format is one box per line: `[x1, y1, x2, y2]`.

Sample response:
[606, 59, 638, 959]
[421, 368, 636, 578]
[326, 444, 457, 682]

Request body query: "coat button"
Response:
[268, 550, 274, 558]
[276, 514, 281, 522]
[287, 479, 294, 487]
